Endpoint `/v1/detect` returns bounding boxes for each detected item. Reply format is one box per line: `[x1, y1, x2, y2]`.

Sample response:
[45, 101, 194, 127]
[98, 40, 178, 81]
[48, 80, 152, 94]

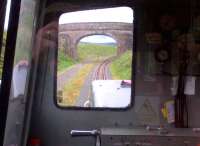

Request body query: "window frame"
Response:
[54, 6, 136, 111]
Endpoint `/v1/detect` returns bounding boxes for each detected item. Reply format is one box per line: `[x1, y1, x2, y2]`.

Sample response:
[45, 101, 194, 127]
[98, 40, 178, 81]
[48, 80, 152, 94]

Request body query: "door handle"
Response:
[70, 129, 101, 146]
[70, 130, 100, 136]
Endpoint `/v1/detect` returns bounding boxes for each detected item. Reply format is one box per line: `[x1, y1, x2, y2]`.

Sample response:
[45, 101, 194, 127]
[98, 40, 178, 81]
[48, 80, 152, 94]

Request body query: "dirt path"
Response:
[57, 64, 83, 91]
[76, 64, 96, 106]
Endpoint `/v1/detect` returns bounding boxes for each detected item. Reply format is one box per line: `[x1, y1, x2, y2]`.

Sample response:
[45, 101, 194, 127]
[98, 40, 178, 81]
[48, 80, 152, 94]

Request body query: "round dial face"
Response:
[157, 49, 169, 62]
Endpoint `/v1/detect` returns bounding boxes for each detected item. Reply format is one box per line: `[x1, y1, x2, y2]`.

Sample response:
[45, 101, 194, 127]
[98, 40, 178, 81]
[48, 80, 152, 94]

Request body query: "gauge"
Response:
[155, 48, 170, 63]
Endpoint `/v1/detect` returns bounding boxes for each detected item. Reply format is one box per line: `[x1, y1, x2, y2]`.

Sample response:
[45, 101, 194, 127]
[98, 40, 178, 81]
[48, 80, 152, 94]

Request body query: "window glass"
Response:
[0, 0, 11, 82]
[57, 7, 134, 108]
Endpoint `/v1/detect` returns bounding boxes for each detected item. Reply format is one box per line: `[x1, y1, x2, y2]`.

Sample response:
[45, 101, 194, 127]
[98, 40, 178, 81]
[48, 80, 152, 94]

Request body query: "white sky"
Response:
[59, 7, 133, 24]
[60, 7, 133, 43]
[4, 0, 11, 30]
[80, 35, 116, 43]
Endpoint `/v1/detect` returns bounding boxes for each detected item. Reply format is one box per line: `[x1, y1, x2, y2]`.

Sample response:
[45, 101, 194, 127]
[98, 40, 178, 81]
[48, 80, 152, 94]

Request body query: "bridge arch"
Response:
[59, 22, 133, 59]
[75, 33, 118, 57]
[76, 34, 117, 61]
[75, 33, 118, 48]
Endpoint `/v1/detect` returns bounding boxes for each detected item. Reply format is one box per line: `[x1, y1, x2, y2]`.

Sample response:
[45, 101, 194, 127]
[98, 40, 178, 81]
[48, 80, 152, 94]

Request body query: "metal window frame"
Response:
[53, 5, 136, 111]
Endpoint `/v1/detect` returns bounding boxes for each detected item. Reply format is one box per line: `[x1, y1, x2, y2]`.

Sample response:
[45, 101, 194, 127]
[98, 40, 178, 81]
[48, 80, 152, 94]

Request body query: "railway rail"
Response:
[93, 58, 113, 80]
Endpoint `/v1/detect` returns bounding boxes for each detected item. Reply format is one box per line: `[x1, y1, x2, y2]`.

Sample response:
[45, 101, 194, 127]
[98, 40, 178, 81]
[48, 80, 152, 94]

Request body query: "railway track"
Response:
[83, 57, 116, 107]
[93, 58, 113, 80]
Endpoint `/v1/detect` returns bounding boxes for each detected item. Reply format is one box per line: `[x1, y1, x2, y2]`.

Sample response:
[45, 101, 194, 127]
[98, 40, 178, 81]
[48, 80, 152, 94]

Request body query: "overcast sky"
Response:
[59, 7, 133, 24]
[80, 35, 116, 43]
[4, 0, 11, 30]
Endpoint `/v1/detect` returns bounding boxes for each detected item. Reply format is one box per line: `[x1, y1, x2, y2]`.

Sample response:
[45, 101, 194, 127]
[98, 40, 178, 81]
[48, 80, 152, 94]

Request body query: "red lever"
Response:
[29, 138, 40, 146]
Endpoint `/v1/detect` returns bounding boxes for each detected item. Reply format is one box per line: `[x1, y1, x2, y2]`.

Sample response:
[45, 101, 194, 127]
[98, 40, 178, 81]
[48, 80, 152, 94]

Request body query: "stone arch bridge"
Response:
[59, 22, 133, 59]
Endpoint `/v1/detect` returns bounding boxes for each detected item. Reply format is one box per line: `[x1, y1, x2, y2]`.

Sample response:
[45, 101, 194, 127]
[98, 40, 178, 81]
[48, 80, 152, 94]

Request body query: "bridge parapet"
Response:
[59, 22, 133, 31]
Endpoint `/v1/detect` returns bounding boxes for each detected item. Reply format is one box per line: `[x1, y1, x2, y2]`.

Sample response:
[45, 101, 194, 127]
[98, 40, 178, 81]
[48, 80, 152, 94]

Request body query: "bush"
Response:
[57, 50, 76, 73]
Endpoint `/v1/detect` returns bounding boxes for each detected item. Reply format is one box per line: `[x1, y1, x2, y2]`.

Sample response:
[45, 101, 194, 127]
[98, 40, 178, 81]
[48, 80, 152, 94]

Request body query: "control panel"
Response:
[101, 128, 200, 146]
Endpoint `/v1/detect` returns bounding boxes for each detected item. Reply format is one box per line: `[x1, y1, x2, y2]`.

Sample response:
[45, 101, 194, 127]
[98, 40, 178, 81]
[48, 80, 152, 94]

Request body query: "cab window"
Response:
[56, 7, 134, 108]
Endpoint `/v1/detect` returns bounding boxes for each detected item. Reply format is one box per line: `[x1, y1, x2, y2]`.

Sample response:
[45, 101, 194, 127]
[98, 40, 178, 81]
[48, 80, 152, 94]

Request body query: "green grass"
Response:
[57, 50, 76, 73]
[0, 32, 6, 80]
[78, 43, 117, 62]
[110, 50, 132, 80]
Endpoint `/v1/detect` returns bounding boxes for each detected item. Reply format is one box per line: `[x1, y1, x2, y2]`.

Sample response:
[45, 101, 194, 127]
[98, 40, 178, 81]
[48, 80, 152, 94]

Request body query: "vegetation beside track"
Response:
[77, 43, 117, 62]
[57, 50, 76, 73]
[110, 50, 132, 80]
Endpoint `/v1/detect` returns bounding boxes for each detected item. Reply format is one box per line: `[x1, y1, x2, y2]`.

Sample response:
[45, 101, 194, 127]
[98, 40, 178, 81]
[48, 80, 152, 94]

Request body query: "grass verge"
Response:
[78, 43, 116, 62]
[58, 64, 94, 106]
[57, 50, 76, 73]
[110, 50, 132, 80]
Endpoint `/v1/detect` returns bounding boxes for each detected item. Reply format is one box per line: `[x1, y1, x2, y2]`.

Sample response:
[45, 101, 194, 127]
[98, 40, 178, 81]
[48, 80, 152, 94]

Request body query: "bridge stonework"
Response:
[59, 22, 133, 59]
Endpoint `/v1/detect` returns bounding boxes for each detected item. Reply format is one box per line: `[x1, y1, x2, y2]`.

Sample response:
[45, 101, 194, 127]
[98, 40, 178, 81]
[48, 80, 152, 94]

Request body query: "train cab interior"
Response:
[0, 0, 200, 146]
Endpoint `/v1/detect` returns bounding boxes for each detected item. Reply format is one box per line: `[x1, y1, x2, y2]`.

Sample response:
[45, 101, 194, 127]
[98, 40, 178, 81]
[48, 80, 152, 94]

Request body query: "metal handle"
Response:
[146, 126, 168, 134]
[70, 130, 101, 146]
[70, 130, 100, 137]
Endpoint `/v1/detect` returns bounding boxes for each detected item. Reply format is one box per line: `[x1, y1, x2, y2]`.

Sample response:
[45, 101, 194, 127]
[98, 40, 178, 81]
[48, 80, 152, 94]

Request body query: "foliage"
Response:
[57, 50, 76, 73]
[2, 32, 6, 47]
[0, 32, 7, 79]
[110, 50, 132, 80]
